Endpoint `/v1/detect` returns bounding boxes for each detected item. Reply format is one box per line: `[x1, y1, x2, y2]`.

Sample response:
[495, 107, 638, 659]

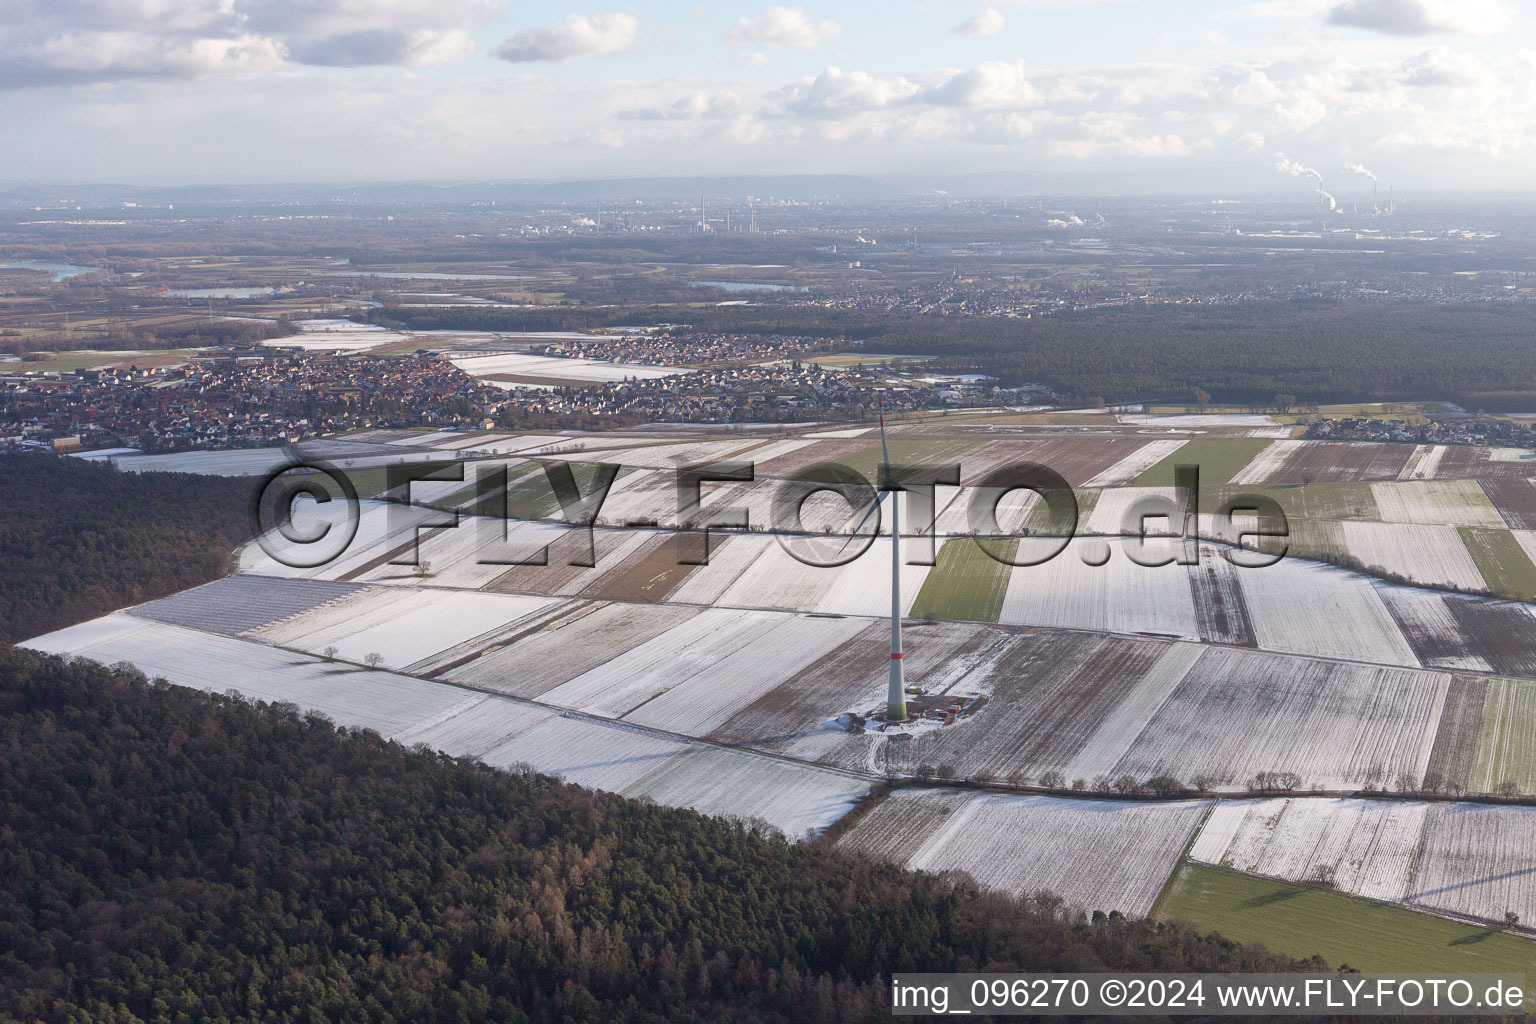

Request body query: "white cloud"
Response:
[952, 8, 1006, 37]
[1325, 0, 1513, 36]
[289, 29, 475, 67]
[496, 12, 639, 63]
[776, 66, 919, 117]
[724, 6, 840, 49]
[0, 0, 495, 84]
[21, 29, 286, 80]
[618, 89, 742, 120]
[923, 60, 1038, 107]
[242, 0, 501, 38]
[1397, 46, 1486, 85]
[6, 2, 1536, 187]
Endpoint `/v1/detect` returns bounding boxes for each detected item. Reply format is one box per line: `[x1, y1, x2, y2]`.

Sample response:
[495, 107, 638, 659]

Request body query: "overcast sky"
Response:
[4, 0, 1533, 191]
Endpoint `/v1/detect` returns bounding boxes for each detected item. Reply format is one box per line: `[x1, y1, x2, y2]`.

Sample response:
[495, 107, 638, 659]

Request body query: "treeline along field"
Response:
[0, 456, 254, 644]
[370, 300, 1536, 408]
[0, 646, 1343, 1024]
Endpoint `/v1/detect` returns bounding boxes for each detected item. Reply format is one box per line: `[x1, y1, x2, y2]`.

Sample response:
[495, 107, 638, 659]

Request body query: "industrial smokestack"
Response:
[1276, 154, 1330, 219]
[1345, 162, 1379, 214]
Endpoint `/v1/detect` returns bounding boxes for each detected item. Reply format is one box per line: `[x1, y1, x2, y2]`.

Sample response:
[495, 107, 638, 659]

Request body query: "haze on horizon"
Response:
[3, 0, 1534, 193]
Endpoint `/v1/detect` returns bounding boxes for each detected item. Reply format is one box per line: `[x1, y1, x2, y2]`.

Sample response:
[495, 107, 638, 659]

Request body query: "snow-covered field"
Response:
[803, 427, 872, 439]
[1338, 521, 1485, 589]
[842, 790, 1210, 917]
[1229, 439, 1306, 485]
[1110, 647, 1449, 790]
[266, 319, 414, 351]
[1239, 557, 1420, 665]
[706, 532, 933, 617]
[1083, 487, 1186, 536]
[1117, 414, 1280, 428]
[355, 515, 587, 592]
[1370, 480, 1505, 528]
[1376, 586, 1494, 672]
[1065, 642, 1206, 780]
[622, 613, 868, 735]
[1398, 445, 1447, 481]
[22, 614, 474, 736]
[533, 608, 855, 727]
[1191, 798, 1428, 901]
[108, 447, 293, 476]
[1472, 677, 1536, 794]
[1409, 802, 1536, 926]
[250, 587, 561, 671]
[476, 713, 870, 837]
[446, 602, 701, 699]
[1082, 439, 1189, 487]
[997, 537, 1200, 639]
[21, 610, 867, 838]
[238, 500, 419, 581]
[1191, 797, 1536, 929]
[450, 351, 685, 386]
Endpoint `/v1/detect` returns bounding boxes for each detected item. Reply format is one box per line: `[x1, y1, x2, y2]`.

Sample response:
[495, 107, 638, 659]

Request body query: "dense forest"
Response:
[0, 646, 1336, 1023]
[871, 302, 1536, 409]
[368, 300, 1536, 409]
[0, 456, 254, 644]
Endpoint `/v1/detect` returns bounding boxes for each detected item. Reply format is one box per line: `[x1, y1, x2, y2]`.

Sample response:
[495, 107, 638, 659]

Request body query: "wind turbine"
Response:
[846, 398, 908, 722]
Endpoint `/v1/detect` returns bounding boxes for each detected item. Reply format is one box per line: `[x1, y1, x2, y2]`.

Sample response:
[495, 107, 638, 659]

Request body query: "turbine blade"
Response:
[877, 398, 892, 488]
[839, 489, 888, 553]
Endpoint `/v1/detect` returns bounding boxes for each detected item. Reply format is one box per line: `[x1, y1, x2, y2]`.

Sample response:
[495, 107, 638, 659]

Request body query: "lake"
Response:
[691, 280, 802, 292]
[0, 262, 101, 280]
[167, 286, 279, 298]
[309, 270, 533, 281]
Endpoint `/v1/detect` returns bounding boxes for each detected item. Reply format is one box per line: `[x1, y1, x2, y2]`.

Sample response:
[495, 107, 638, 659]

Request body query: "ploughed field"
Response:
[25, 419, 1536, 945]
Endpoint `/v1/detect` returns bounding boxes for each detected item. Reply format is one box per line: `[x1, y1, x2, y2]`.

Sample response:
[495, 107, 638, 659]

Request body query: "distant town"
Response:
[1, 340, 1032, 453]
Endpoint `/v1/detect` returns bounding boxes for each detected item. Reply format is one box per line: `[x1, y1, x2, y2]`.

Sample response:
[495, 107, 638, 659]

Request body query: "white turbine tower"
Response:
[847, 398, 908, 722]
[879, 407, 906, 722]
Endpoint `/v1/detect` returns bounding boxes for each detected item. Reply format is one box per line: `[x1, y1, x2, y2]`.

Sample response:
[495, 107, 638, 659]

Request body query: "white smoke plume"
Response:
[1344, 161, 1377, 183]
[1275, 153, 1323, 184]
[1319, 190, 1338, 212]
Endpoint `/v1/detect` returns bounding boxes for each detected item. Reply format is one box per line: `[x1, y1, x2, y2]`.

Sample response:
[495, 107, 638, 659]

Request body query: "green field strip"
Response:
[1472, 677, 1536, 795]
[909, 538, 1015, 623]
[1201, 482, 1380, 521]
[1460, 528, 1536, 602]
[500, 460, 635, 521]
[433, 459, 603, 519]
[1148, 802, 1221, 923]
[332, 467, 398, 500]
[1158, 863, 1536, 980]
[1134, 438, 1273, 488]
